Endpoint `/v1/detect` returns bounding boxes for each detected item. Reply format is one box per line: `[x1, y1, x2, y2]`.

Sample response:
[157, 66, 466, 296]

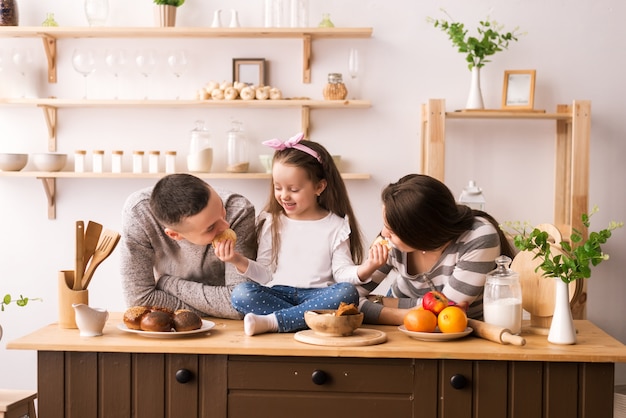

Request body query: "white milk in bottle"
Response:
[483, 255, 522, 335]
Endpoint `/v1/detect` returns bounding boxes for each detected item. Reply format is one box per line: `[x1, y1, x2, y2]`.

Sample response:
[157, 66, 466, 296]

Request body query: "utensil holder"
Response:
[58, 270, 88, 329]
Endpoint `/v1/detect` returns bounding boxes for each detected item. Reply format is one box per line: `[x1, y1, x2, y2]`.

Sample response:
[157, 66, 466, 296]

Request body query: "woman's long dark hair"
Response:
[382, 174, 514, 257]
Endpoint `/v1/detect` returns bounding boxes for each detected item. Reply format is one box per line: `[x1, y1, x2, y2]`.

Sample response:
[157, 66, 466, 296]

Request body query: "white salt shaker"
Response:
[148, 150, 160, 173]
[74, 150, 86, 173]
[132, 151, 144, 173]
[111, 150, 123, 173]
[92, 150, 104, 173]
[165, 151, 177, 173]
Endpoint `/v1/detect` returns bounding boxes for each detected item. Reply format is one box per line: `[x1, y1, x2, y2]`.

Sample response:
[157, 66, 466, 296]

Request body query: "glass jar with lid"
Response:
[483, 255, 522, 335]
[323, 73, 348, 100]
[187, 120, 213, 172]
[226, 120, 249, 173]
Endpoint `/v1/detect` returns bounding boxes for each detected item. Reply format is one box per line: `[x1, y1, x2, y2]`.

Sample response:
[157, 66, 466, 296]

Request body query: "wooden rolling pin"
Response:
[468, 319, 526, 346]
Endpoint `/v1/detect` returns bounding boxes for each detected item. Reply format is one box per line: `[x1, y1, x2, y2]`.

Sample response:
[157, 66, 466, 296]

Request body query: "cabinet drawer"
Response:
[228, 356, 413, 393]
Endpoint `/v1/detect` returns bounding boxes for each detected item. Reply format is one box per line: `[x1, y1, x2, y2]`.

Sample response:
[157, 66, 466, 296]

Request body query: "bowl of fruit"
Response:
[399, 291, 471, 341]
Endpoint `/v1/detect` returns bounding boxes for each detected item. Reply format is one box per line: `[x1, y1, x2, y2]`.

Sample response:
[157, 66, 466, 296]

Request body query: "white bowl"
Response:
[0, 153, 28, 171]
[32, 153, 68, 172]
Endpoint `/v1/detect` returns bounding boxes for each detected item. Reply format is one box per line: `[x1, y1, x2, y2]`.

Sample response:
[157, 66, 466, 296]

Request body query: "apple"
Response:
[422, 291, 449, 315]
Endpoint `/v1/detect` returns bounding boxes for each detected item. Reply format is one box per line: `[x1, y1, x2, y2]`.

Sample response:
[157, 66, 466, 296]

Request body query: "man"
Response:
[120, 173, 256, 319]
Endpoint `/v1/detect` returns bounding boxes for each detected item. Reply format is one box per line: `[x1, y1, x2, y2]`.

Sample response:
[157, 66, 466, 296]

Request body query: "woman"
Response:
[360, 174, 515, 325]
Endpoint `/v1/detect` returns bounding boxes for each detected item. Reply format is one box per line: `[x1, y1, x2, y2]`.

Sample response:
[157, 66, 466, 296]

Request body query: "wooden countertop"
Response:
[8, 313, 626, 363]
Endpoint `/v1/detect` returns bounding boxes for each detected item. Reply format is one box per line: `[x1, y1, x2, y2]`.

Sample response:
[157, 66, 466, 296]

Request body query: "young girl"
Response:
[214, 133, 388, 335]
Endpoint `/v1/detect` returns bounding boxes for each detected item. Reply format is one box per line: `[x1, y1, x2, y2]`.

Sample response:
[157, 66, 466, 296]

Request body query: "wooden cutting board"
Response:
[510, 224, 579, 334]
[294, 328, 387, 346]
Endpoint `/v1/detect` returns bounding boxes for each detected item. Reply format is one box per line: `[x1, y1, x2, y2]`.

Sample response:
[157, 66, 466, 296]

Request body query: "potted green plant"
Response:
[502, 207, 623, 344]
[153, 0, 185, 27]
[427, 10, 523, 109]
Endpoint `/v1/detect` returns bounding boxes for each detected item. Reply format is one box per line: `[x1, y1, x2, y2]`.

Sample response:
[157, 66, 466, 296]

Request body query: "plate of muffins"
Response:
[118, 306, 215, 338]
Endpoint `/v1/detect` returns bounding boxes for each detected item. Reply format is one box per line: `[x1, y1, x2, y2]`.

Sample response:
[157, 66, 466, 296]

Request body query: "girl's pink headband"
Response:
[262, 133, 322, 163]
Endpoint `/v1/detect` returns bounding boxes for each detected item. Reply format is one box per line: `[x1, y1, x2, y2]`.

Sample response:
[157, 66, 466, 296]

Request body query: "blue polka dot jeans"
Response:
[231, 282, 359, 332]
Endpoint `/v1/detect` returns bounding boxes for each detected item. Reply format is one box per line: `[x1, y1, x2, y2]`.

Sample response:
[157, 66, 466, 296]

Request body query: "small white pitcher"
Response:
[72, 303, 109, 337]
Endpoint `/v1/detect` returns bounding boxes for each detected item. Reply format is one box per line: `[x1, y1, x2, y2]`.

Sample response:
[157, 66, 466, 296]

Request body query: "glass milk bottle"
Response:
[483, 255, 523, 335]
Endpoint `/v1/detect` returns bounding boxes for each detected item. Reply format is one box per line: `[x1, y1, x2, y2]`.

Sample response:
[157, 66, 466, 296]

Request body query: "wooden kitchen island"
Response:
[8, 314, 626, 418]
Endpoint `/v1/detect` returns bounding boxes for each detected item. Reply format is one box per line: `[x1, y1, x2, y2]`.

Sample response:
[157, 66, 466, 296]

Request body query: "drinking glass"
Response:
[12, 48, 33, 98]
[72, 48, 96, 99]
[84, 0, 109, 26]
[135, 49, 157, 100]
[104, 49, 128, 99]
[348, 48, 360, 99]
[166, 49, 188, 100]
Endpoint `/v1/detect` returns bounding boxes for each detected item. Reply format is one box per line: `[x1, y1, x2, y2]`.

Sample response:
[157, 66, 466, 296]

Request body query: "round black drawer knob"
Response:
[450, 374, 467, 390]
[311, 370, 328, 385]
[176, 368, 193, 384]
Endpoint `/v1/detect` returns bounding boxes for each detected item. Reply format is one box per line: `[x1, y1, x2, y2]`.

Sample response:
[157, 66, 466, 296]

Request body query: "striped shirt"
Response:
[360, 216, 501, 322]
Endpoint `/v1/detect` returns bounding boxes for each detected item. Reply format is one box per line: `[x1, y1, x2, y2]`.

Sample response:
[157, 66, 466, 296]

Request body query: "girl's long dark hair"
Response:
[261, 139, 365, 267]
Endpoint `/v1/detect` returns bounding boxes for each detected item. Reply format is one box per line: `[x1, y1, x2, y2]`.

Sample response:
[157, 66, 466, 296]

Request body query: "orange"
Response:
[437, 306, 468, 333]
[403, 309, 437, 332]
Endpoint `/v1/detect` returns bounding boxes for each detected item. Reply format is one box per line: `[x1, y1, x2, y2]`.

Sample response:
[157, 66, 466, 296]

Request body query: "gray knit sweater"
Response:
[120, 186, 256, 319]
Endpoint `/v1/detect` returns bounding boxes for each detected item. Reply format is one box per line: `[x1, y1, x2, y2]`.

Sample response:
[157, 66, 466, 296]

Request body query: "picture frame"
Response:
[232, 58, 266, 87]
[501, 70, 536, 110]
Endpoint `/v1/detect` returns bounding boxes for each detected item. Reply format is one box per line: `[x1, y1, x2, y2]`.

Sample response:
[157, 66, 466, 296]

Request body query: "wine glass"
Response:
[72, 48, 96, 99]
[12, 48, 33, 98]
[348, 48, 359, 99]
[166, 49, 188, 100]
[135, 49, 157, 100]
[104, 49, 128, 99]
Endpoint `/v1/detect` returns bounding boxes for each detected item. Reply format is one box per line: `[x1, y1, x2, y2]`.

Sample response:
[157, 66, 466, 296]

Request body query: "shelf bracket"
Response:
[39, 177, 57, 220]
[301, 106, 310, 138]
[41, 105, 57, 151]
[41, 35, 57, 83]
[302, 34, 311, 83]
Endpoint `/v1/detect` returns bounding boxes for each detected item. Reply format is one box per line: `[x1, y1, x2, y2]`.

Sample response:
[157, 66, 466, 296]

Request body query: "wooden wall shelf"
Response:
[420, 98, 591, 318]
[0, 26, 373, 84]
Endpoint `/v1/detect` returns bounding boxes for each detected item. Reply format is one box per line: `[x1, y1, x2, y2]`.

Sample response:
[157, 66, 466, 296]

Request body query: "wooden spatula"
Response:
[73, 220, 84, 290]
[83, 221, 103, 271]
[81, 229, 121, 290]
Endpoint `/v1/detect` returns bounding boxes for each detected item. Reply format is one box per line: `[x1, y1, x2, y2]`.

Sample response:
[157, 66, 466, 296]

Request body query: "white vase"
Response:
[548, 278, 577, 344]
[465, 66, 484, 109]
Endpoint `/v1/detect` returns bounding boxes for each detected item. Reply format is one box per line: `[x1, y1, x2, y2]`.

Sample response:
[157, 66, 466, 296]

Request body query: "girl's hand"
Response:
[366, 242, 389, 269]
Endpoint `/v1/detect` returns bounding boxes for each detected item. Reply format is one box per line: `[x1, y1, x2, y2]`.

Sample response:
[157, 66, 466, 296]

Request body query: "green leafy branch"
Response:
[1, 294, 42, 311]
[427, 9, 523, 70]
[501, 207, 623, 284]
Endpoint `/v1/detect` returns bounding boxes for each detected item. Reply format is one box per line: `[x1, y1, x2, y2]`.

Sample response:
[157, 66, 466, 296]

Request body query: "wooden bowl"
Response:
[0, 153, 28, 171]
[304, 309, 363, 337]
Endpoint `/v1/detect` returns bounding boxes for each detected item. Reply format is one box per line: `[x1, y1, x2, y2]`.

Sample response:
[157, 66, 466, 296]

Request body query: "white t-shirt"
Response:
[244, 212, 365, 288]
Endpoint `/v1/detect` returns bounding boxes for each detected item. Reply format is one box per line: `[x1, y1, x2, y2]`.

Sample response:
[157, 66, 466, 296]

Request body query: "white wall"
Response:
[1, 0, 625, 389]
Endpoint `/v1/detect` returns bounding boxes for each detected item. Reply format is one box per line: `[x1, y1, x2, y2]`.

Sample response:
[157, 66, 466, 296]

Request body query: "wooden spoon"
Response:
[83, 221, 103, 272]
[81, 229, 120, 290]
[73, 220, 84, 290]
